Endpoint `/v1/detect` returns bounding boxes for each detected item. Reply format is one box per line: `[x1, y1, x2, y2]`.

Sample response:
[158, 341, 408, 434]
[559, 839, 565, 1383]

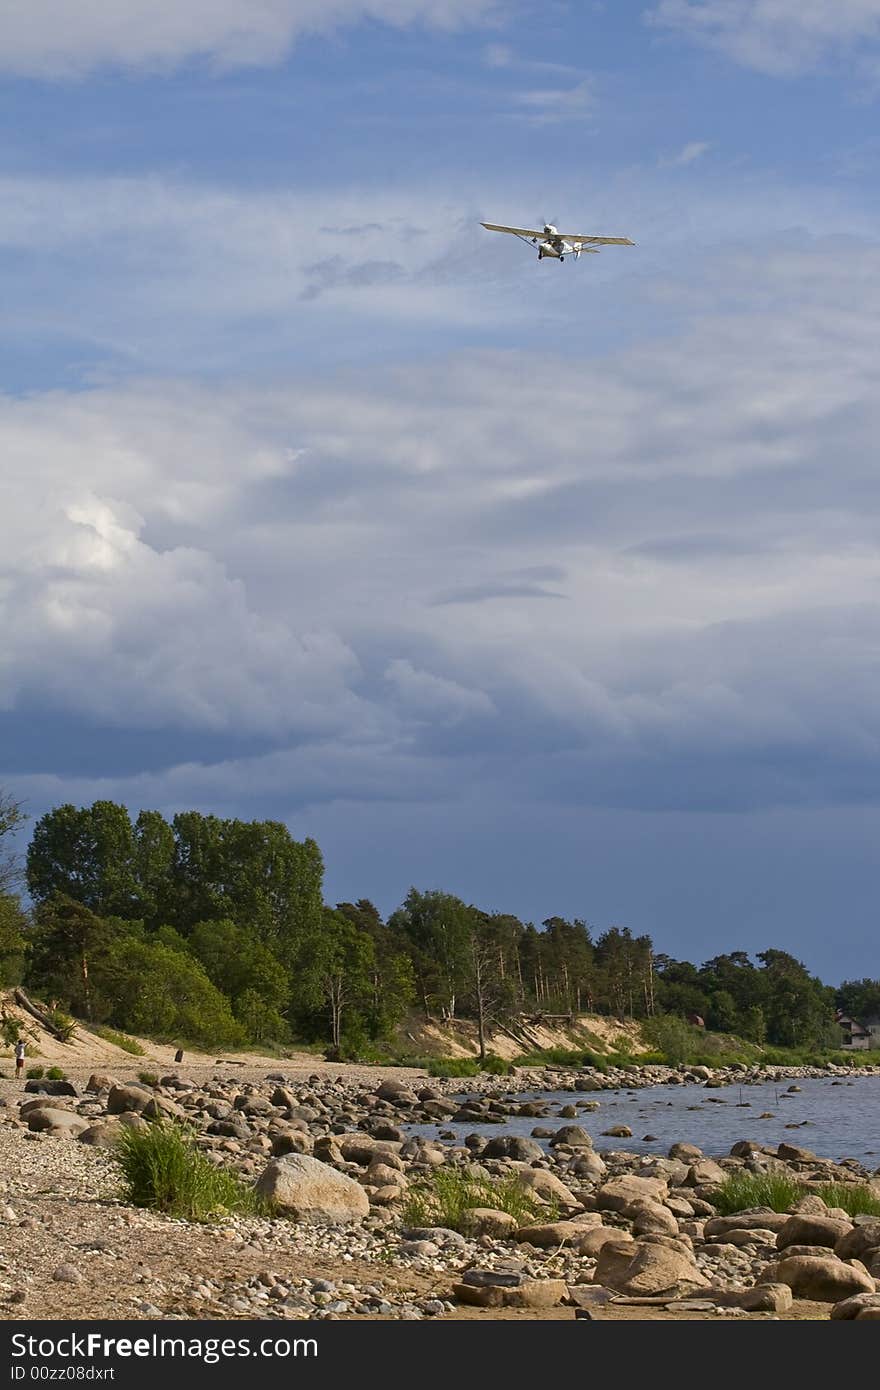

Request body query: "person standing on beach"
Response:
[14, 1039, 25, 1081]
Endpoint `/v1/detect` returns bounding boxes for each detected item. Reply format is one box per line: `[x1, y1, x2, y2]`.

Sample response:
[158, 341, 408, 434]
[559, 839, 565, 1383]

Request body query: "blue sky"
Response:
[3, 0, 880, 982]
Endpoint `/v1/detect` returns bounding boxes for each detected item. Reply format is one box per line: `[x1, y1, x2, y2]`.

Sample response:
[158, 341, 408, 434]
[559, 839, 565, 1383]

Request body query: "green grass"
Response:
[45, 1066, 66, 1081]
[116, 1121, 265, 1222]
[94, 1026, 145, 1056]
[137, 1071, 160, 1088]
[402, 1168, 553, 1233]
[713, 1173, 806, 1216]
[25, 1065, 44, 1080]
[814, 1183, 880, 1218]
[514, 1047, 609, 1070]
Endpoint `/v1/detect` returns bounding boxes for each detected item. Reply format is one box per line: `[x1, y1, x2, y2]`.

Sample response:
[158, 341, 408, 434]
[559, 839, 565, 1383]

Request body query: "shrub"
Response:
[427, 1057, 481, 1078]
[402, 1168, 553, 1233]
[481, 1054, 512, 1075]
[49, 1011, 77, 1044]
[116, 1122, 264, 1222]
[45, 1066, 66, 1081]
[814, 1183, 880, 1218]
[25, 1066, 44, 1080]
[1, 1015, 20, 1046]
[641, 1015, 697, 1068]
[137, 1071, 159, 1088]
[713, 1173, 805, 1216]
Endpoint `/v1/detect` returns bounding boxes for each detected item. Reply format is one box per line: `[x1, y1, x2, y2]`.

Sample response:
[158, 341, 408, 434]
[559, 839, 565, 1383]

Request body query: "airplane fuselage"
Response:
[537, 224, 569, 259]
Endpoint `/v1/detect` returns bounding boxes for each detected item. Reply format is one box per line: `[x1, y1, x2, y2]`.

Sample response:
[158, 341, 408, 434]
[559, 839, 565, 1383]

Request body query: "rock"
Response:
[24, 1107, 88, 1137]
[576, 1227, 635, 1258]
[830, 1293, 880, 1321]
[254, 1155, 370, 1224]
[85, 1073, 119, 1094]
[594, 1240, 708, 1297]
[459, 1208, 519, 1239]
[375, 1080, 418, 1105]
[703, 1210, 790, 1237]
[482, 1135, 545, 1162]
[52, 1265, 83, 1284]
[776, 1143, 817, 1162]
[669, 1143, 703, 1162]
[684, 1159, 726, 1187]
[702, 1284, 794, 1313]
[78, 1121, 126, 1148]
[107, 1084, 152, 1115]
[776, 1214, 852, 1251]
[453, 1278, 568, 1309]
[759, 1255, 876, 1302]
[704, 1227, 779, 1248]
[729, 1140, 763, 1158]
[548, 1125, 593, 1149]
[24, 1079, 78, 1097]
[595, 1175, 668, 1212]
[631, 1203, 680, 1237]
[271, 1131, 313, 1157]
[834, 1222, 880, 1261]
[601, 1125, 633, 1138]
[513, 1167, 581, 1209]
[515, 1219, 601, 1249]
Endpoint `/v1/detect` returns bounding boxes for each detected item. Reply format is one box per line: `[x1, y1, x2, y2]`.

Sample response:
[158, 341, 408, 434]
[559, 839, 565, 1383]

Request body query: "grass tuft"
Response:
[814, 1183, 880, 1218]
[94, 1026, 145, 1056]
[116, 1121, 264, 1222]
[713, 1172, 806, 1215]
[402, 1167, 554, 1233]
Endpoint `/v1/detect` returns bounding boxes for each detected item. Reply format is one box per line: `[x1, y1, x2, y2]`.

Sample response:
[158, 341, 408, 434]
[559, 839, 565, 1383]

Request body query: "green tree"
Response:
[0, 894, 28, 986]
[388, 889, 473, 1019]
[0, 791, 26, 896]
[96, 938, 243, 1047]
[306, 909, 376, 1049]
[27, 801, 139, 917]
[27, 893, 130, 1020]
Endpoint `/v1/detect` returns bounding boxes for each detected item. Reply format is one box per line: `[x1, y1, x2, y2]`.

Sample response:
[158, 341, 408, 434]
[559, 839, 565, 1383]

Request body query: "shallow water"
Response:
[406, 1075, 880, 1166]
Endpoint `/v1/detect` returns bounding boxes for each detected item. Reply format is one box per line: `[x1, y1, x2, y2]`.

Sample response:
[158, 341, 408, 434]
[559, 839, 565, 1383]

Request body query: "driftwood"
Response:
[12, 988, 72, 1042]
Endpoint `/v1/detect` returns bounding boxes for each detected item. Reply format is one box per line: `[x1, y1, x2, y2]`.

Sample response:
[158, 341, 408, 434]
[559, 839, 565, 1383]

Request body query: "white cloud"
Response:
[0, 0, 498, 78]
[648, 0, 880, 77]
[5, 238, 880, 817]
[513, 79, 597, 124]
[661, 140, 712, 166]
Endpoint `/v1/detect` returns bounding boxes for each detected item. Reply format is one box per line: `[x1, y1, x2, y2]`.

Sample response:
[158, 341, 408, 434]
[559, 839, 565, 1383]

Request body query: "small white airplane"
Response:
[481, 220, 635, 262]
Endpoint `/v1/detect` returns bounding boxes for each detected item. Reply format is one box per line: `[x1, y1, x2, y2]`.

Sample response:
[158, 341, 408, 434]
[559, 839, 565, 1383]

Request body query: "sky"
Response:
[2, 0, 880, 983]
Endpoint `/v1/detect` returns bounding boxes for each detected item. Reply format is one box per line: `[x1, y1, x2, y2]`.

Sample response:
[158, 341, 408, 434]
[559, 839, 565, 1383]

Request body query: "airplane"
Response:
[481, 220, 635, 262]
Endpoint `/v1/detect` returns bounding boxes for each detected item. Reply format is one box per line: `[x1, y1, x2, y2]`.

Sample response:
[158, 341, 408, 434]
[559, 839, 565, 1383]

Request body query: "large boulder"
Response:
[830, 1293, 880, 1321]
[255, 1155, 370, 1224]
[776, 1214, 853, 1251]
[482, 1135, 545, 1162]
[759, 1255, 875, 1302]
[459, 1209, 519, 1239]
[24, 1079, 78, 1098]
[107, 1084, 152, 1115]
[834, 1222, 880, 1262]
[512, 1166, 581, 1209]
[595, 1175, 668, 1212]
[515, 1218, 601, 1249]
[703, 1210, 790, 1238]
[548, 1125, 593, 1149]
[85, 1074, 119, 1094]
[23, 1106, 87, 1136]
[594, 1239, 708, 1297]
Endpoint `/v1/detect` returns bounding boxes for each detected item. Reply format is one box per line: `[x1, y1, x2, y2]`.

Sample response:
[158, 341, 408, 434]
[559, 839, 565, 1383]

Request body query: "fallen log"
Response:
[12, 988, 74, 1043]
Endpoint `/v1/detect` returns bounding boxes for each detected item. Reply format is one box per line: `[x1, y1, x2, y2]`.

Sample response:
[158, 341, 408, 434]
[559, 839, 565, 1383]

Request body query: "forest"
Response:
[0, 795, 877, 1057]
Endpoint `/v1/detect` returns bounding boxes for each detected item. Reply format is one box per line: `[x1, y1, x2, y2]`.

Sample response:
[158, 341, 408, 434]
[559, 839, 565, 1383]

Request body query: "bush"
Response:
[1, 1015, 20, 1046]
[713, 1173, 805, 1216]
[45, 1066, 66, 1081]
[116, 1122, 264, 1222]
[25, 1066, 44, 1080]
[137, 1071, 159, 1088]
[48, 1010, 77, 1044]
[94, 1026, 145, 1056]
[402, 1168, 553, 1233]
[427, 1057, 481, 1078]
[641, 1015, 697, 1068]
[814, 1183, 880, 1218]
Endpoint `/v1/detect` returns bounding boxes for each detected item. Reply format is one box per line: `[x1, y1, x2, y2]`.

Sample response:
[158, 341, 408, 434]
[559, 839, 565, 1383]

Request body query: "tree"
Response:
[837, 979, 880, 1021]
[27, 801, 139, 917]
[0, 894, 27, 986]
[0, 791, 26, 896]
[27, 893, 128, 1020]
[465, 915, 518, 1060]
[335, 900, 414, 1038]
[95, 938, 244, 1047]
[308, 909, 376, 1049]
[388, 889, 473, 1019]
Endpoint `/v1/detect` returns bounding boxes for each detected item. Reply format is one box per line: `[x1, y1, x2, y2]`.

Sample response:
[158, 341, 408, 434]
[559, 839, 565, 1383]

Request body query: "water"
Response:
[406, 1075, 880, 1167]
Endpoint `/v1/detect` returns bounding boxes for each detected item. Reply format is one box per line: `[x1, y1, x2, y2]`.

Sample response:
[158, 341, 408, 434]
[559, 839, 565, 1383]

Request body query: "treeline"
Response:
[0, 797, 875, 1055]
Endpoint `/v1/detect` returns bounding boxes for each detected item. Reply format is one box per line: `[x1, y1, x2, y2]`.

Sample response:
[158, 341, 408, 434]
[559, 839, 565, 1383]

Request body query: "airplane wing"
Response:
[481, 222, 543, 239]
[563, 234, 635, 246]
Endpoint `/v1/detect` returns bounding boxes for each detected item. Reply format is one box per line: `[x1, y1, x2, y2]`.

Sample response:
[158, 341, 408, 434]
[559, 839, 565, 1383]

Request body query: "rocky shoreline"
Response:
[2, 1059, 878, 1322]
